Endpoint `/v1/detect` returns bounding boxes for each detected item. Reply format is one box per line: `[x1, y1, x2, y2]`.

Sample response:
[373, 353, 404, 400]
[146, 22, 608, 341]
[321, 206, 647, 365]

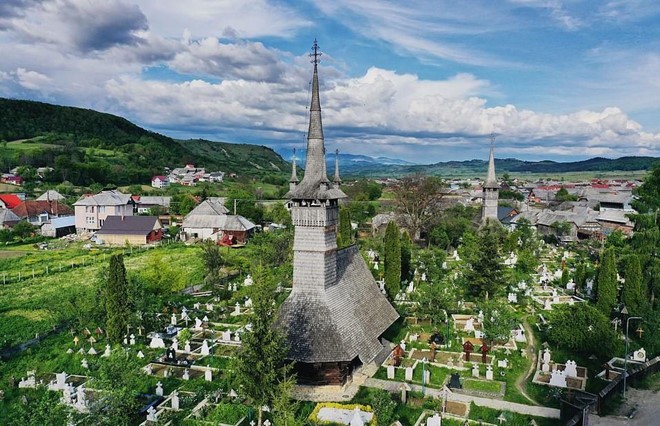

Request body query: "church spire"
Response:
[302, 38, 329, 186]
[289, 148, 299, 190]
[484, 134, 498, 189]
[333, 149, 341, 188]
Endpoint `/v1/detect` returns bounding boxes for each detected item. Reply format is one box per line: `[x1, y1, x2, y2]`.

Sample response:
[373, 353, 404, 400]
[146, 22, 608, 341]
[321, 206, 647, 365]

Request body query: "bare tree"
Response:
[392, 174, 445, 240]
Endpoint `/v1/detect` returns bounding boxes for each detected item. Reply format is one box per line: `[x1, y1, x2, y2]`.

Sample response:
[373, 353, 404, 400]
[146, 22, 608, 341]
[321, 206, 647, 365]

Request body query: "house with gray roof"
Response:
[181, 197, 255, 243]
[0, 208, 20, 228]
[73, 190, 135, 233]
[277, 42, 398, 386]
[96, 216, 162, 246]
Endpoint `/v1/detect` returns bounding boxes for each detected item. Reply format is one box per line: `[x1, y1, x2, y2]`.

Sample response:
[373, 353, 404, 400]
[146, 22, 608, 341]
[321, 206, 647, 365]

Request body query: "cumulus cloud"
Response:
[105, 65, 660, 161]
[15, 67, 52, 90]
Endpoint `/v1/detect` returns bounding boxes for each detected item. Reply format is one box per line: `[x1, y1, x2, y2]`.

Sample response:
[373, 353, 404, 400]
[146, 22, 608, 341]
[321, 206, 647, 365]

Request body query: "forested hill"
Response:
[0, 98, 289, 185]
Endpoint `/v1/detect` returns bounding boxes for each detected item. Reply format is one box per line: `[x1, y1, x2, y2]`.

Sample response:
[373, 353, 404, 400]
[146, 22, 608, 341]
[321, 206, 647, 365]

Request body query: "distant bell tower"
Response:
[482, 134, 499, 223]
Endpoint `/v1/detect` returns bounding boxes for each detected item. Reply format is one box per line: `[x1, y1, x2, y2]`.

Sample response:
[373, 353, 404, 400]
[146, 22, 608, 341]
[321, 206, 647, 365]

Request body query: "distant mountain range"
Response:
[0, 97, 656, 185]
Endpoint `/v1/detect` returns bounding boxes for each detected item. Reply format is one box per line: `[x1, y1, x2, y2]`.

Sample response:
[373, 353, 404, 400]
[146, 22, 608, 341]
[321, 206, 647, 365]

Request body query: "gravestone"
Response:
[205, 369, 212, 381]
[508, 293, 518, 304]
[449, 373, 461, 389]
[130, 334, 136, 345]
[137, 351, 145, 359]
[171, 313, 177, 325]
[387, 365, 395, 379]
[549, 369, 567, 388]
[564, 360, 578, 378]
[102, 344, 111, 358]
[472, 364, 479, 378]
[497, 359, 509, 369]
[146, 406, 158, 422]
[633, 348, 647, 362]
[144, 364, 152, 375]
[222, 330, 231, 341]
[544, 298, 552, 310]
[88, 346, 97, 355]
[463, 341, 474, 362]
[171, 390, 180, 410]
[149, 335, 164, 349]
[182, 369, 190, 380]
[400, 383, 411, 404]
[426, 413, 442, 426]
[156, 381, 163, 397]
[201, 340, 210, 356]
[542, 348, 552, 364]
[405, 367, 413, 381]
[244, 274, 253, 286]
[424, 369, 430, 385]
[194, 302, 201, 310]
[166, 347, 176, 361]
[55, 372, 67, 390]
[194, 317, 202, 329]
[184, 342, 191, 353]
[486, 365, 493, 380]
[464, 318, 475, 332]
[409, 333, 419, 342]
[76, 384, 87, 409]
[206, 303, 214, 311]
[81, 358, 89, 369]
[234, 303, 241, 316]
[171, 337, 179, 352]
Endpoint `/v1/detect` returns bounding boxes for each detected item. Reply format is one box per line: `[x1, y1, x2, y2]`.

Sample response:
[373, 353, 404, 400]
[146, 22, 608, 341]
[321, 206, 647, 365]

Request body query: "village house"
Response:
[151, 175, 170, 189]
[36, 190, 66, 202]
[11, 200, 73, 225]
[181, 197, 256, 243]
[95, 216, 163, 246]
[73, 189, 134, 233]
[0, 174, 23, 186]
[41, 216, 76, 238]
[0, 208, 20, 228]
[132, 196, 171, 214]
[0, 194, 22, 209]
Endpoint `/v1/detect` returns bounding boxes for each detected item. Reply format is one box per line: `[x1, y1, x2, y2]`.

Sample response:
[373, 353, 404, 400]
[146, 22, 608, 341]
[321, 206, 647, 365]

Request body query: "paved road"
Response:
[365, 378, 561, 419]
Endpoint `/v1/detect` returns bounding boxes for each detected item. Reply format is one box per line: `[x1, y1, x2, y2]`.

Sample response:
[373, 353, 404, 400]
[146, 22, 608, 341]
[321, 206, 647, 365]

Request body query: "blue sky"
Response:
[0, 0, 659, 163]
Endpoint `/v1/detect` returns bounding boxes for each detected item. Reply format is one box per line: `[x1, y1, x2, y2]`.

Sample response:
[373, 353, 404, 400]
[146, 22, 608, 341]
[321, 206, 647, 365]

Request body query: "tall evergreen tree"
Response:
[465, 224, 503, 300]
[106, 254, 130, 343]
[622, 255, 646, 315]
[400, 230, 413, 283]
[596, 249, 618, 316]
[384, 221, 402, 299]
[235, 265, 291, 426]
[337, 206, 353, 248]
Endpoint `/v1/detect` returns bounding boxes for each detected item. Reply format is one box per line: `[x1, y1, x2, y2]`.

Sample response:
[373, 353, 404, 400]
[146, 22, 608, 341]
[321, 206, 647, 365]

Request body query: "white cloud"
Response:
[508, 0, 583, 30]
[15, 68, 51, 90]
[138, 0, 310, 39]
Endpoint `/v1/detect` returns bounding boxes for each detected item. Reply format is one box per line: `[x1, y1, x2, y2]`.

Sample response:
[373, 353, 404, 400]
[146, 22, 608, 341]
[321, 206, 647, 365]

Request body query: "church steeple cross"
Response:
[310, 38, 322, 65]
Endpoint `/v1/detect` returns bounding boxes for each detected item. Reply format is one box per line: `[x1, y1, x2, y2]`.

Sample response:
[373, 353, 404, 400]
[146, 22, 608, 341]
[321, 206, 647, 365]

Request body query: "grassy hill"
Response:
[0, 98, 289, 186]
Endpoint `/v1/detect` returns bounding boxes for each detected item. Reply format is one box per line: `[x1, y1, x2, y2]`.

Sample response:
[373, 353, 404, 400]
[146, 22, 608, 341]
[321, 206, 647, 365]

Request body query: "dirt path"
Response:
[514, 317, 540, 405]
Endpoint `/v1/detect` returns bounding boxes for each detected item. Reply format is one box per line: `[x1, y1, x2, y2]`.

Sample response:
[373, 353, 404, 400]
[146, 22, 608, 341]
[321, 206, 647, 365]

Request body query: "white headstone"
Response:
[205, 369, 212, 382]
[81, 358, 89, 369]
[472, 364, 479, 378]
[497, 359, 509, 369]
[542, 348, 552, 364]
[194, 317, 202, 329]
[137, 351, 145, 359]
[507, 292, 518, 304]
[144, 364, 152, 375]
[171, 313, 177, 325]
[423, 369, 431, 384]
[149, 335, 164, 348]
[184, 342, 191, 353]
[206, 303, 214, 311]
[474, 330, 483, 339]
[549, 369, 567, 388]
[245, 298, 253, 308]
[633, 348, 647, 362]
[234, 303, 241, 315]
[171, 338, 178, 352]
[544, 298, 552, 310]
[76, 384, 86, 408]
[409, 333, 419, 342]
[194, 302, 201, 310]
[426, 413, 442, 426]
[387, 365, 395, 379]
[564, 360, 578, 378]
[182, 369, 190, 380]
[102, 344, 111, 358]
[405, 367, 413, 381]
[146, 406, 158, 422]
[222, 330, 231, 341]
[130, 334, 136, 346]
[201, 340, 210, 356]
[486, 365, 493, 380]
[400, 341, 406, 352]
[87, 346, 97, 355]
[244, 274, 253, 286]
[155, 381, 163, 396]
[464, 318, 475, 332]
[171, 390, 180, 410]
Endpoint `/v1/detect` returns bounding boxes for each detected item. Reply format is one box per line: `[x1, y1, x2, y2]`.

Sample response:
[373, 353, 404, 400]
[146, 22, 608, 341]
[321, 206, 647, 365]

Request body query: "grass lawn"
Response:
[463, 378, 504, 393]
[468, 402, 557, 426]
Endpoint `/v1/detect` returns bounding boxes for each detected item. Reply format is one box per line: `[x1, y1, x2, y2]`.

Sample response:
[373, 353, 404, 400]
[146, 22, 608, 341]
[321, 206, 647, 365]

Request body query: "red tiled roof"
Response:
[11, 200, 73, 219]
[0, 194, 22, 209]
[152, 176, 168, 181]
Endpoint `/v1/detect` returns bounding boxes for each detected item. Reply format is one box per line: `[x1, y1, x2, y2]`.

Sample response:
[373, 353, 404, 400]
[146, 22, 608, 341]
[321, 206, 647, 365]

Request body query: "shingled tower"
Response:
[278, 40, 398, 385]
[482, 136, 499, 222]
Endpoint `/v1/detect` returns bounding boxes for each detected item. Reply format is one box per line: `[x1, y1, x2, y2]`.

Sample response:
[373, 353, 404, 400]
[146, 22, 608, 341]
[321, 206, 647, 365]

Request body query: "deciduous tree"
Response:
[392, 174, 445, 240]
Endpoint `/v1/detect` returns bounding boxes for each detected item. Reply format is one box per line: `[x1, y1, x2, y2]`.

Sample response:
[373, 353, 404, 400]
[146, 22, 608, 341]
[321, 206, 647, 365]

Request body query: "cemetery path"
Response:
[514, 318, 540, 405]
